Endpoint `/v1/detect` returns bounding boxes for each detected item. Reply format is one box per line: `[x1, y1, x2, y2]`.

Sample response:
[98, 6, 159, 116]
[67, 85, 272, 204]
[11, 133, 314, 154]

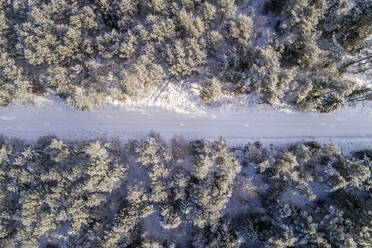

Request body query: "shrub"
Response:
[200, 77, 223, 102]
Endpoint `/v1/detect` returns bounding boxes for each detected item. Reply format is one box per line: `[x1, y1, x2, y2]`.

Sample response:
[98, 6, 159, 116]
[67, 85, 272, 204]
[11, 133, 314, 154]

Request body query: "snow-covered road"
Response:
[0, 102, 371, 152]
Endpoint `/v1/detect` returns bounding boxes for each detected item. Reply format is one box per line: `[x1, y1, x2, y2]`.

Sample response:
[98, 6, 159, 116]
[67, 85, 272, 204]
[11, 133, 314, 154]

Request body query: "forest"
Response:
[0, 133, 371, 247]
[0, 1, 371, 247]
[0, 0, 371, 111]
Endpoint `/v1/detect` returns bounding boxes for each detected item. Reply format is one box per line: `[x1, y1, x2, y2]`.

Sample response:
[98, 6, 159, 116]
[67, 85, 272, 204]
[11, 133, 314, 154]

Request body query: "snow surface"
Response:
[1, 88, 371, 154]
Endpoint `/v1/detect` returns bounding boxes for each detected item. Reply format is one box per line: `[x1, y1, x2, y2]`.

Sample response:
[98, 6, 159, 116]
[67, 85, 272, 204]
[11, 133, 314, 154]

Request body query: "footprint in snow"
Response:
[1, 116, 16, 121]
[320, 123, 336, 128]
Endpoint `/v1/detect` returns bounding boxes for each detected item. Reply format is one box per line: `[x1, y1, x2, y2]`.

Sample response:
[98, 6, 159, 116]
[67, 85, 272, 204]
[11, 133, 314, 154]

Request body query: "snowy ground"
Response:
[1, 87, 371, 154]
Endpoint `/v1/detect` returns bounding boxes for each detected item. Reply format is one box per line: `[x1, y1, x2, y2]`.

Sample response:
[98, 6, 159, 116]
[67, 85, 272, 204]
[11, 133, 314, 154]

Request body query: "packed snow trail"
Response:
[0, 101, 372, 152]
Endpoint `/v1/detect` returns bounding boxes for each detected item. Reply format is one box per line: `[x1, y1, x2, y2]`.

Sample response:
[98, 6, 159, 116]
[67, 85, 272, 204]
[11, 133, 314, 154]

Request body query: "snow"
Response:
[1, 87, 371, 154]
[107, 82, 207, 116]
